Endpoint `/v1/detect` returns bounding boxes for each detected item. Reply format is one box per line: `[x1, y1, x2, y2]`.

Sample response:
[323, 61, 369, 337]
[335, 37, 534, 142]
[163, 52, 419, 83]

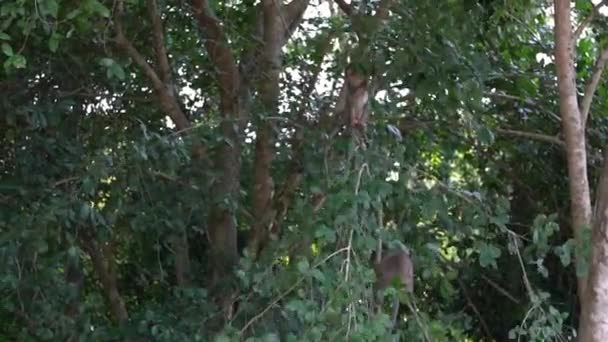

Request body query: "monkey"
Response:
[344, 67, 370, 130]
[372, 247, 414, 328]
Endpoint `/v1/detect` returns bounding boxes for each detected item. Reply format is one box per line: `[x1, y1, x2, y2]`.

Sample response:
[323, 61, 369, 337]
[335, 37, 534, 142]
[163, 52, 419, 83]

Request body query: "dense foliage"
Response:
[2, 0, 608, 340]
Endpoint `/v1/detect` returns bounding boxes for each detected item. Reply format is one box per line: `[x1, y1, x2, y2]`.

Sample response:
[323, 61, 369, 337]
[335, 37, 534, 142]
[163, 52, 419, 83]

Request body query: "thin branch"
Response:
[146, 0, 172, 83]
[495, 128, 565, 147]
[484, 91, 561, 122]
[581, 46, 608, 126]
[333, 0, 353, 16]
[458, 279, 493, 339]
[573, 0, 608, 42]
[480, 274, 521, 304]
[53, 176, 79, 187]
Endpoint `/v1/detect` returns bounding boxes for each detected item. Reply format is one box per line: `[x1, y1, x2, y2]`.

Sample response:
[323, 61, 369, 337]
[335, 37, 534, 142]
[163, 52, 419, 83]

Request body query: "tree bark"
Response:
[554, 0, 592, 302]
[248, 0, 285, 258]
[245, 0, 309, 258]
[192, 0, 243, 286]
[79, 235, 128, 323]
[578, 149, 608, 341]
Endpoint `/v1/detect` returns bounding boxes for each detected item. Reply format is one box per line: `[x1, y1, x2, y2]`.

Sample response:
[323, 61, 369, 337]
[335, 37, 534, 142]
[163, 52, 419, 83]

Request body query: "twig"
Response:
[355, 163, 370, 195]
[510, 233, 535, 300]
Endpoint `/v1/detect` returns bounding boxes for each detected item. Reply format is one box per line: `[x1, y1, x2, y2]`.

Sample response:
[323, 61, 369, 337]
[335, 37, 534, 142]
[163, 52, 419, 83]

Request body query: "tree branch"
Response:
[114, 0, 192, 133]
[495, 128, 565, 147]
[484, 91, 561, 122]
[114, 1, 164, 93]
[373, 0, 395, 21]
[581, 46, 608, 126]
[79, 234, 128, 323]
[333, 0, 353, 16]
[147, 0, 172, 84]
[192, 0, 240, 115]
[284, 0, 310, 41]
[573, 0, 608, 42]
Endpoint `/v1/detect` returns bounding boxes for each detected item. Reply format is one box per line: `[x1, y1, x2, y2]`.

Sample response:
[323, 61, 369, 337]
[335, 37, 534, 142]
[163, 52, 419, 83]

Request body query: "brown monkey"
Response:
[372, 248, 414, 327]
[344, 67, 370, 129]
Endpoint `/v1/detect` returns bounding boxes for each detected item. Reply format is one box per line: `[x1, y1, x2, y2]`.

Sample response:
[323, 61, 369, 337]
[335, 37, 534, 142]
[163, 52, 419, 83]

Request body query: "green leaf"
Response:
[79, 203, 90, 220]
[49, 32, 60, 52]
[99, 57, 114, 67]
[36, 240, 49, 254]
[45, 0, 59, 18]
[0, 32, 10, 40]
[11, 54, 26, 68]
[66, 8, 81, 19]
[213, 335, 231, 342]
[476, 125, 494, 145]
[554, 239, 573, 267]
[2, 42, 13, 56]
[88, 0, 111, 18]
[110, 63, 125, 80]
[478, 242, 501, 269]
[296, 260, 309, 274]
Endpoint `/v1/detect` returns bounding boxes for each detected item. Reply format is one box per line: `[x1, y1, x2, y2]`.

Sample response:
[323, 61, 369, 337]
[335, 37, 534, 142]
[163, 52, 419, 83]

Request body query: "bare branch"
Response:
[573, 0, 608, 42]
[495, 128, 565, 147]
[146, 0, 172, 83]
[581, 47, 608, 126]
[333, 0, 353, 16]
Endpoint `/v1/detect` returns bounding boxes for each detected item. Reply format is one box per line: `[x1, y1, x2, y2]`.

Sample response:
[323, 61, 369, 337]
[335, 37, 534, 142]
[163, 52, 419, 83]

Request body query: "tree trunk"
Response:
[578, 149, 608, 341]
[553, 0, 592, 302]
[79, 236, 128, 323]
